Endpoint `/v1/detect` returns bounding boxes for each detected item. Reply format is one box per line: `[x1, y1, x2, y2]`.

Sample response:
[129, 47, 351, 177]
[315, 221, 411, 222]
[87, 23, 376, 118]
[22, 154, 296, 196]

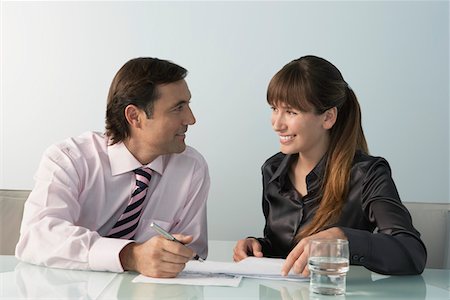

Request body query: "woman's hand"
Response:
[281, 227, 347, 277]
[233, 238, 263, 262]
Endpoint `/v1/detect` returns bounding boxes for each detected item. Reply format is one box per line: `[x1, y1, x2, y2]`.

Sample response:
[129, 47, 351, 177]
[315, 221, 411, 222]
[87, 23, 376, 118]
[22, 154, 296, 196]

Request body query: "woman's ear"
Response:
[124, 105, 142, 128]
[323, 107, 337, 130]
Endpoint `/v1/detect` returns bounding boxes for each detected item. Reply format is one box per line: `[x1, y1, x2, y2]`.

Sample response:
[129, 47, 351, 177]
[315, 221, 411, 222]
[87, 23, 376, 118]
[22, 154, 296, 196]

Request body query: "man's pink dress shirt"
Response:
[15, 131, 209, 272]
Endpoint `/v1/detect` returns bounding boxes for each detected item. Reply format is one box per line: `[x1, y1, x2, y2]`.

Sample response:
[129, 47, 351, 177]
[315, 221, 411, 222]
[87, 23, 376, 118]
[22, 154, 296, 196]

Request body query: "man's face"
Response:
[136, 79, 195, 157]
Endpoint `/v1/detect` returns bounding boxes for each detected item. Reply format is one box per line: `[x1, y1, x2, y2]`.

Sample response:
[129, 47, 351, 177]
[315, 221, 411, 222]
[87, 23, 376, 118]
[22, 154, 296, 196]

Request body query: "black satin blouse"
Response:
[256, 151, 427, 275]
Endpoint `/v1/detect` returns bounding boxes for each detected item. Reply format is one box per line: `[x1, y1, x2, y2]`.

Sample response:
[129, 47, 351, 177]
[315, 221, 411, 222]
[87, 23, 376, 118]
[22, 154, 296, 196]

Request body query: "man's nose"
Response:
[184, 106, 196, 125]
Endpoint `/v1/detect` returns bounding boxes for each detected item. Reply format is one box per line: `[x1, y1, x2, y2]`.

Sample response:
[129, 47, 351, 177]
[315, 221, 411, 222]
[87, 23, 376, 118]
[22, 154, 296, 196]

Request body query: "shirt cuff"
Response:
[88, 237, 134, 272]
[340, 227, 371, 265]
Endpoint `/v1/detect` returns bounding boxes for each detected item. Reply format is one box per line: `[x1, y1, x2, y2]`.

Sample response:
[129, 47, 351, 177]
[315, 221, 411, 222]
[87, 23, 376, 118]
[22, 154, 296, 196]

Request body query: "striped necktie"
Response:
[107, 167, 152, 239]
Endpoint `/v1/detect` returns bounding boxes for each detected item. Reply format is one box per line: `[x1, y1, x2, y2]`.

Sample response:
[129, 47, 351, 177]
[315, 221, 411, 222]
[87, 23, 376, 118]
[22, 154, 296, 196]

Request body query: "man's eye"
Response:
[270, 106, 278, 112]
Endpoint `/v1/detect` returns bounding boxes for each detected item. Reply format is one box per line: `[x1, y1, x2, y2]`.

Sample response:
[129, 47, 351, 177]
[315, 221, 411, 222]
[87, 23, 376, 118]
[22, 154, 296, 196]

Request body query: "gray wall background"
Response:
[1, 1, 449, 241]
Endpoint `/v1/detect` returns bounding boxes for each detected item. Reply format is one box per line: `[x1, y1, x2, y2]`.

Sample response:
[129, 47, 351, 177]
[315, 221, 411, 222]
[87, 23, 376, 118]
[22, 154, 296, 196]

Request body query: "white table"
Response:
[1, 241, 449, 299]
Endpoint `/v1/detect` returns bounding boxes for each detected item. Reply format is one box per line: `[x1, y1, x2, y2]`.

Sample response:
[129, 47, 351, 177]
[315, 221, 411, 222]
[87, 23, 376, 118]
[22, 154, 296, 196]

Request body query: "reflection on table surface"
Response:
[1, 246, 449, 300]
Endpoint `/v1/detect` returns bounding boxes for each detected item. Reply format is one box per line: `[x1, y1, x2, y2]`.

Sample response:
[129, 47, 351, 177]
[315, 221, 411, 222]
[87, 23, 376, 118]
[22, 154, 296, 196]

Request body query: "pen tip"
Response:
[193, 254, 205, 262]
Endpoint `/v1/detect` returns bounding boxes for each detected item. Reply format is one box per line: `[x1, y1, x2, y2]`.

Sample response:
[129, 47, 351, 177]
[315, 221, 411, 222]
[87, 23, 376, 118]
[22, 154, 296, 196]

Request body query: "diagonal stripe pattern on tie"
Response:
[107, 167, 152, 239]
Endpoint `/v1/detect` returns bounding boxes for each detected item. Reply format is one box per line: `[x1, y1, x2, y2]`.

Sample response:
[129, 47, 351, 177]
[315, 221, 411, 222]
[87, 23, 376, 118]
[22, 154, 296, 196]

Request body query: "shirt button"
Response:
[352, 254, 359, 261]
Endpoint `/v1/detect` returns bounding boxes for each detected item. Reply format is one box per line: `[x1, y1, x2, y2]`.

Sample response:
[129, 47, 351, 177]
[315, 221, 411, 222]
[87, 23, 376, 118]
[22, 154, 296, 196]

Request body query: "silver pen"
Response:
[150, 222, 204, 262]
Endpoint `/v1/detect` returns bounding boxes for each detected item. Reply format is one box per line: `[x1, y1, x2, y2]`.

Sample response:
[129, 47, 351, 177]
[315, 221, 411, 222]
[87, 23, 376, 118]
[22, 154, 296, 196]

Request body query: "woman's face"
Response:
[270, 103, 332, 157]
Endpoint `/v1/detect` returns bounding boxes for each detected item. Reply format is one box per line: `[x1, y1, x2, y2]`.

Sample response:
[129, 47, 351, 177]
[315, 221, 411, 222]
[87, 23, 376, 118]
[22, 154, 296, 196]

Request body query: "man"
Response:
[16, 57, 209, 278]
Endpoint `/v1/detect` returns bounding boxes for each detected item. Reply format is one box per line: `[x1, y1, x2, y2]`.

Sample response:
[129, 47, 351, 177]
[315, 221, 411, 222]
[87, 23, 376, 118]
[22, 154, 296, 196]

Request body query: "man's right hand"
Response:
[119, 234, 195, 278]
[233, 238, 263, 262]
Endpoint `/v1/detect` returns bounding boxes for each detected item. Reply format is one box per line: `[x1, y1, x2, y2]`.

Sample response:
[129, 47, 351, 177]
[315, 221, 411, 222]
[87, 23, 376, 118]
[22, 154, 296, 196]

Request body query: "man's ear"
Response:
[323, 107, 337, 130]
[124, 105, 142, 128]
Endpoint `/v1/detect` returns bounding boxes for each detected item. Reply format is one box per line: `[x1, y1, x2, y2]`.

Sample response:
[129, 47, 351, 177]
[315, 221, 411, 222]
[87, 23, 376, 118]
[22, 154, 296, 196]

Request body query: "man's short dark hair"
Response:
[105, 57, 187, 144]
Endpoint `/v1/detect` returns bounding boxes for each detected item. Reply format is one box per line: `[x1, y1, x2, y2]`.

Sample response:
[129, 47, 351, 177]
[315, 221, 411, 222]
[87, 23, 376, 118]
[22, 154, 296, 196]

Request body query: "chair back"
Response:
[404, 202, 450, 269]
[0, 189, 31, 255]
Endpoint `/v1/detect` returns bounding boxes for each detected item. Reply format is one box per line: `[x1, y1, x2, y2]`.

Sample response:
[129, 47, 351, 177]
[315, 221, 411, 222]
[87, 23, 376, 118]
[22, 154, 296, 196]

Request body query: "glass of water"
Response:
[308, 239, 349, 295]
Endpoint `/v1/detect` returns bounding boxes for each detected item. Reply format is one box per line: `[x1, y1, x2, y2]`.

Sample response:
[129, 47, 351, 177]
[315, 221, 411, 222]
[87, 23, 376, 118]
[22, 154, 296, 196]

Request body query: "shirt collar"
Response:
[107, 141, 164, 176]
[269, 154, 297, 186]
[269, 153, 327, 187]
[310, 154, 327, 180]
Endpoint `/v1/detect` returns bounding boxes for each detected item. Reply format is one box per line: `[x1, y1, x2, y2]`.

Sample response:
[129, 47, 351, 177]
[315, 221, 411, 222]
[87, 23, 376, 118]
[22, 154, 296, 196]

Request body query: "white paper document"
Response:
[133, 272, 242, 287]
[184, 257, 308, 281]
[132, 257, 308, 287]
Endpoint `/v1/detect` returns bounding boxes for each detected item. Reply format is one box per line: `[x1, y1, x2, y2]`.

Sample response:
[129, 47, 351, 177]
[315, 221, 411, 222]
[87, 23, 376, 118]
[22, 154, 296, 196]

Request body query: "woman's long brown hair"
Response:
[267, 55, 369, 240]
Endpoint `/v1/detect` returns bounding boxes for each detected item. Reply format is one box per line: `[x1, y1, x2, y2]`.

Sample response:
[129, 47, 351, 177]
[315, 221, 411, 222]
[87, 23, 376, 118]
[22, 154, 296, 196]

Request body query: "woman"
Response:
[233, 55, 426, 276]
